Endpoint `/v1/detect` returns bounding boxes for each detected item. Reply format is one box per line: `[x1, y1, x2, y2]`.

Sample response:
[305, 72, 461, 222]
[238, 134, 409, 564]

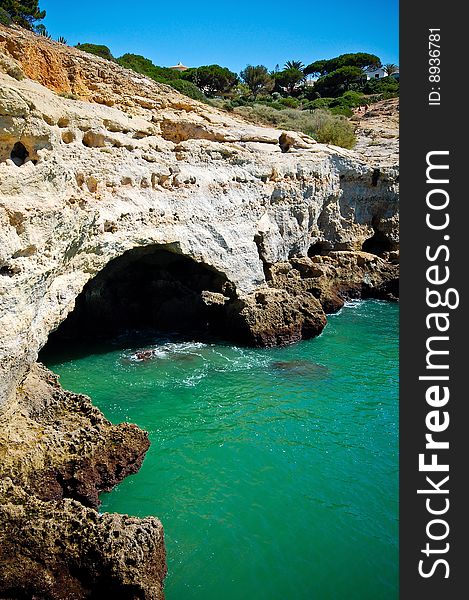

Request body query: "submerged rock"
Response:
[272, 360, 329, 378]
[133, 348, 158, 361]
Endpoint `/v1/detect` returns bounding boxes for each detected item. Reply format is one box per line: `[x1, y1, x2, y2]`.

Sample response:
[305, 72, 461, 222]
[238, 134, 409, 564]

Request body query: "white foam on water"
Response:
[162, 341, 208, 353]
[123, 338, 271, 375]
[125, 340, 209, 363]
[343, 299, 365, 309]
[182, 367, 209, 387]
[126, 347, 168, 362]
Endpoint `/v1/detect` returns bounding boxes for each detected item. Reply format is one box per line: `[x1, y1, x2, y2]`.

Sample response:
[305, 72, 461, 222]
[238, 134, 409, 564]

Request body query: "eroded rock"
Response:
[267, 252, 399, 313]
[0, 481, 166, 599]
[226, 286, 327, 346]
[0, 363, 166, 598]
[0, 22, 399, 599]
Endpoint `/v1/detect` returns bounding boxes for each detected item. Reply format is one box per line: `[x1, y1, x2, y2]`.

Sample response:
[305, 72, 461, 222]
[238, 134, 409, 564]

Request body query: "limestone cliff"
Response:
[0, 23, 398, 599]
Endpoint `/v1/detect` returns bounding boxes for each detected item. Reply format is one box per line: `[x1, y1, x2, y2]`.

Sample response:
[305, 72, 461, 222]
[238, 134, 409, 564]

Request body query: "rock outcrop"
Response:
[267, 252, 398, 313]
[352, 98, 399, 166]
[226, 287, 327, 347]
[0, 485, 166, 599]
[0, 364, 167, 598]
[0, 23, 398, 599]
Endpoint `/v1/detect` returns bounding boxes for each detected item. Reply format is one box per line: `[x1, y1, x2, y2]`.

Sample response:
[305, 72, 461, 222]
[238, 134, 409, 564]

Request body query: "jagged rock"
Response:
[226, 287, 327, 346]
[0, 51, 24, 81]
[201, 290, 229, 306]
[0, 363, 166, 598]
[267, 252, 399, 313]
[0, 480, 166, 599]
[278, 131, 295, 153]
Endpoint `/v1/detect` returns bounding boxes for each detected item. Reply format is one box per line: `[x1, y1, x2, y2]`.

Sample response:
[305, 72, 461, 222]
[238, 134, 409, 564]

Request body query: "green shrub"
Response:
[256, 94, 275, 103]
[255, 99, 286, 111]
[76, 43, 115, 61]
[311, 112, 356, 148]
[331, 90, 365, 108]
[230, 97, 249, 107]
[167, 78, 206, 102]
[117, 53, 180, 81]
[304, 91, 364, 116]
[306, 97, 335, 110]
[330, 105, 353, 117]
[116, 53, 206, 101]
[0, 7, 12, 26]
[362, 76, 399, 96]
[233, 105, 356, 149]
[279, 96, 300, 108]
[270, 101, 287, 111]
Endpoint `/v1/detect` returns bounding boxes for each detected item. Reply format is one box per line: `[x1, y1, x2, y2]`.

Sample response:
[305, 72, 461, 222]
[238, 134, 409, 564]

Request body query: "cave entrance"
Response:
[308, 241, 330, 257]
[362, 230, 393, 255]
[44, 245, 232, 350]
[10, 141, 29, 166]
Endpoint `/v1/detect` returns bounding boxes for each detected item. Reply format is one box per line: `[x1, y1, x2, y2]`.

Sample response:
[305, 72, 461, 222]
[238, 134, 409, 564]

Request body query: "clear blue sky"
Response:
[42, 0, 398, 72]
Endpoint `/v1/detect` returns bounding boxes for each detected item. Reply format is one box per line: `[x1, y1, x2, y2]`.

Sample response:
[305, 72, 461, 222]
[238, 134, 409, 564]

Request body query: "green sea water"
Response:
[42, 300, 399, 600]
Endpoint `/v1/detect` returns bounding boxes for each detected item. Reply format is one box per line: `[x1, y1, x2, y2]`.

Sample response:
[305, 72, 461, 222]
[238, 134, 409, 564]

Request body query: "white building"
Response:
[365, 66, 387, 80]
[169, 62, 189, 72]
[364, 66, 400, 80]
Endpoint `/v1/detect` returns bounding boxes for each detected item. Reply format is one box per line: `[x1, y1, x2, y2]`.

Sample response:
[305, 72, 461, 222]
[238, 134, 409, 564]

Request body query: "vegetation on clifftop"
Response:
[0, 6, 12, 25]
[71, 43, 398, 148]
[0, 4, 397, 149]
[0, 0, 45, 29]
[229, 105, 357, 149]
[75, 43, 115, 62]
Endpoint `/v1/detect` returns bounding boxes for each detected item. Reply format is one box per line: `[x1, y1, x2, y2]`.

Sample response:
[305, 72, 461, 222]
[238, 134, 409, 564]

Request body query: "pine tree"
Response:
[0, 0, 46, 30]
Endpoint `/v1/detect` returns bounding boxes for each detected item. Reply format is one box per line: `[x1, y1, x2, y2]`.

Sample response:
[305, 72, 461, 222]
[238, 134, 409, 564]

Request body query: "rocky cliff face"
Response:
[0, 363, 167, 598]
[0, 23, 398, 598]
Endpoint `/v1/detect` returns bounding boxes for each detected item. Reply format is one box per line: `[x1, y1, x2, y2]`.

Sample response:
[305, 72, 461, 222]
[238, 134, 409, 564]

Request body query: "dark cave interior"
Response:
[44, 245, 231, 347]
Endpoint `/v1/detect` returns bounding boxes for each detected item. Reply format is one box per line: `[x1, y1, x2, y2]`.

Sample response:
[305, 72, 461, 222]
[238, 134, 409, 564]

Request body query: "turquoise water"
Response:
[43, 300, 399, 600]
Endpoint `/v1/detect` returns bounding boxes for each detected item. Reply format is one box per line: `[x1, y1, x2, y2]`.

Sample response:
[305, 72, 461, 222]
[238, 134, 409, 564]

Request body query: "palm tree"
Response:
[383, 63, 398, 76]
[284, 60, 305, 71]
